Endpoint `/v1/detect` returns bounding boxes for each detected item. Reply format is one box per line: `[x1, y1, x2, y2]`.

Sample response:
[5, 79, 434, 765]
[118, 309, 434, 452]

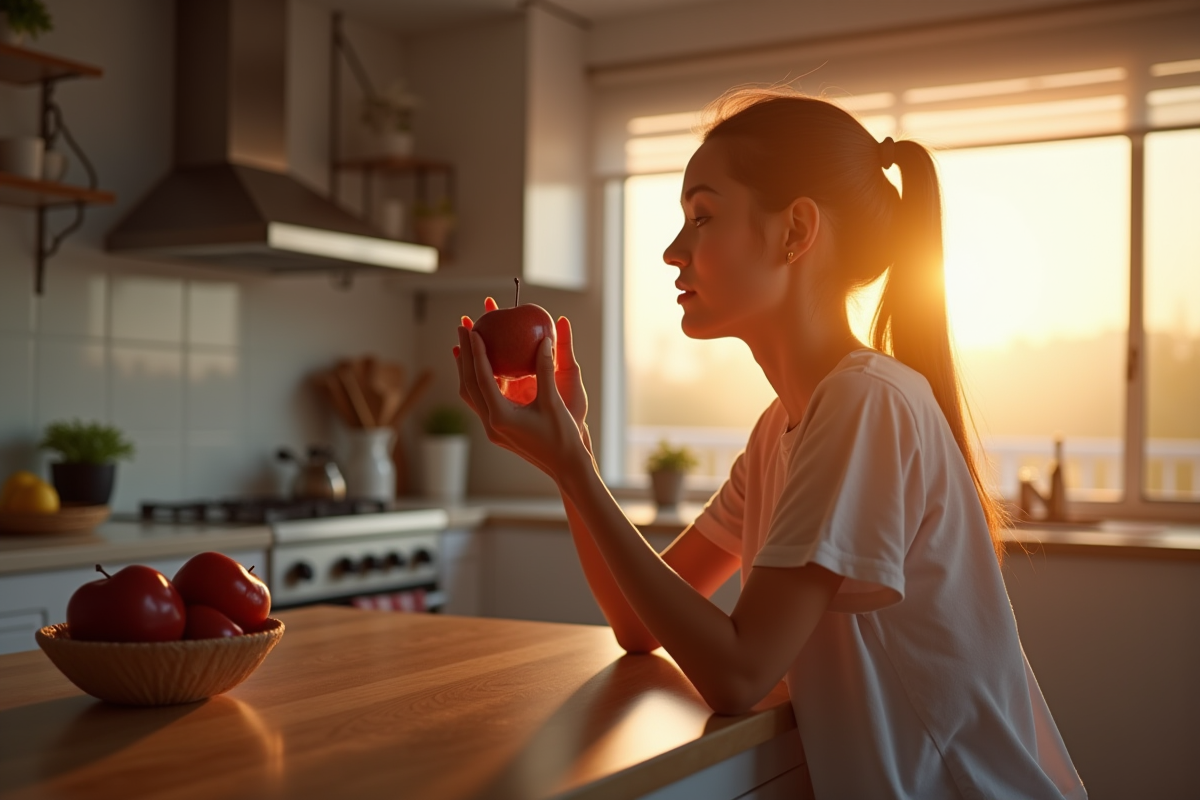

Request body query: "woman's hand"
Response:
[454, 304, 592, 478]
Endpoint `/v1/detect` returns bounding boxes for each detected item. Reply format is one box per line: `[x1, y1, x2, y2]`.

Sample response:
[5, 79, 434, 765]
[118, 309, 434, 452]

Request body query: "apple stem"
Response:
[248, 565, 256, 574]
[514, 277, 521, 307]
[95, 564, 111, 579]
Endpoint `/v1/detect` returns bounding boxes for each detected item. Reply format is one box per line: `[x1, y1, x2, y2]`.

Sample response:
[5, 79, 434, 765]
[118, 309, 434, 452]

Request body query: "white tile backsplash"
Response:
[111, 345, 184, 431]
[0, 214, 36, 335]
[37, 266, 107, 338]
[35, 338, 107, 426]
[184, 430, 251, 498]
[187, 282, 241, 347]
[0, 334, 35, 481]
[186, 349, 243, 431]
[111, 275, 184, 343]
[110, 429, 183, 511]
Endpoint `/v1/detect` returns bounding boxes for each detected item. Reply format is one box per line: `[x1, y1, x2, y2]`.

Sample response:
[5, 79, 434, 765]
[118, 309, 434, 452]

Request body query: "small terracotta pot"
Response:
[650, 470, 685, 509]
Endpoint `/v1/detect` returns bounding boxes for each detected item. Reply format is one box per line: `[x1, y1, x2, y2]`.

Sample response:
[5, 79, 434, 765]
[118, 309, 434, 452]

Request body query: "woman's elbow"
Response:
[698, 677, 763, 716]
[614, 630, 660, 654]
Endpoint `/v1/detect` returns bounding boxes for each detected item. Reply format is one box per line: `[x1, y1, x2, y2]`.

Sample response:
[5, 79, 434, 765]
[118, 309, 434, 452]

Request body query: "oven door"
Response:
[270, 531, 443, 612]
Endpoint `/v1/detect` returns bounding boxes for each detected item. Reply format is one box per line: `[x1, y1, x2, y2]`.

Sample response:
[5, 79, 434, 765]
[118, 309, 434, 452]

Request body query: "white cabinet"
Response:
[480, 526, 741, 626]
[0, 549, 266, 655]
[405, 5, 588, 291]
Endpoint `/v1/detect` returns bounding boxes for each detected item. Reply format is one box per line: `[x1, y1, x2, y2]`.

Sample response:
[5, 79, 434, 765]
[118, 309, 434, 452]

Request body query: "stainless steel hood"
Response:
[107, 0, 436, 274]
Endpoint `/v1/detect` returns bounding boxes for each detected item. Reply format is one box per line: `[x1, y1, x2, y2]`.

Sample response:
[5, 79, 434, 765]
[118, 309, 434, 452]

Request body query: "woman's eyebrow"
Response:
[682, 184, 720, 201]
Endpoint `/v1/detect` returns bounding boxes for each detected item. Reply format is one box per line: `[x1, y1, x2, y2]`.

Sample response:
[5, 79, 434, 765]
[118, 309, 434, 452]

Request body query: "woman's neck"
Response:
[743, 285, 865, 430]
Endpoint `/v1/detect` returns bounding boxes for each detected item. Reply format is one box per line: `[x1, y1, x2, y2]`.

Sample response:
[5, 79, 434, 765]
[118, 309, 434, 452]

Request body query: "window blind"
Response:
[592, 0, 1200, 176]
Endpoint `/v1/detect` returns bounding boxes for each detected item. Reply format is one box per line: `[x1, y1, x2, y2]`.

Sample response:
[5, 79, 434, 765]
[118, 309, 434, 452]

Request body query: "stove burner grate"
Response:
[140, 498, 388, 524]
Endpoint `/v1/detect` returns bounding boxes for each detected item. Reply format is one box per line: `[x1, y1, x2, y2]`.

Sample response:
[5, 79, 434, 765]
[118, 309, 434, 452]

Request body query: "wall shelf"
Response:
[0, 42, 101, 84]
[0, 171, 115, 208]
[0, 43, 114, 295]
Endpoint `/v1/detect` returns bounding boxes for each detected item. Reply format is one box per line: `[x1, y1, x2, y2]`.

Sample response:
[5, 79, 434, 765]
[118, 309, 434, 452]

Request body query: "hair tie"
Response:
[879, 137, 895, 170]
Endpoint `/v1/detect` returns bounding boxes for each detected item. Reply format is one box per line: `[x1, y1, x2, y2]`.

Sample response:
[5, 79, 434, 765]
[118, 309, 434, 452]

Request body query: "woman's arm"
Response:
[560, 461, 841, 714]
[563, 479, 741, 654]
[456, 324, 840, 714]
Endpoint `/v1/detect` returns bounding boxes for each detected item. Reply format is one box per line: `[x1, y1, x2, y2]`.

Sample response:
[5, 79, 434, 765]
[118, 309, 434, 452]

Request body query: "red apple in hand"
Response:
[173, 552, 271, 631]
[67, 564, 186, 642]
[183, 605, 244, 639]
[471, 278, 555, 379]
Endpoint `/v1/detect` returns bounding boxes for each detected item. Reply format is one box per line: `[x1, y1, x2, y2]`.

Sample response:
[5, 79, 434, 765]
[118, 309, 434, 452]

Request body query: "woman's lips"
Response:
[676, 285, 696, 304]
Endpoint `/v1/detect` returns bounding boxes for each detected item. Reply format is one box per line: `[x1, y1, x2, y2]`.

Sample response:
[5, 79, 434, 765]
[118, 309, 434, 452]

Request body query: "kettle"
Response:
[276, 446, 347, 501]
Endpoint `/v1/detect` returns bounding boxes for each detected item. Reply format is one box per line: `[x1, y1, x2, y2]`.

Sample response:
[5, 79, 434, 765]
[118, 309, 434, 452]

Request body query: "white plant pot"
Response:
[341, 428, 396, 503]
[0, 136, 44, 179]
[420, 435, 469, 503]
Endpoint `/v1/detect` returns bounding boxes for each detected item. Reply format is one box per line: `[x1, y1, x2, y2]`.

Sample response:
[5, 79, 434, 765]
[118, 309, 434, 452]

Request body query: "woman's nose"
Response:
[663, 231, 687, 269]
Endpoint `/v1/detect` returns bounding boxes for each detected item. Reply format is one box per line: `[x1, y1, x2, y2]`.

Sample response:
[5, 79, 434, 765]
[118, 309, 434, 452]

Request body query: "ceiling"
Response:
[311, 0, 726, 34]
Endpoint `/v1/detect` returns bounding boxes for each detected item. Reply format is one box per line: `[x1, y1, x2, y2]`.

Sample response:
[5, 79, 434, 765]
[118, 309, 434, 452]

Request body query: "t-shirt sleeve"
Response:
[690, 446, 747, 557]
[752, 370, 925, 614]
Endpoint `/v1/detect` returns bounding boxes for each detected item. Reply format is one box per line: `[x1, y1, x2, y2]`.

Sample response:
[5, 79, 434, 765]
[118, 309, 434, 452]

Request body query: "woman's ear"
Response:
[784, 197, 821, 263]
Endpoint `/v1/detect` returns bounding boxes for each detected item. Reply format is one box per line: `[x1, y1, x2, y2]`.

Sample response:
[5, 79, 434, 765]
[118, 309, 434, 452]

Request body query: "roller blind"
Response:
[591, 0, 1200, 176]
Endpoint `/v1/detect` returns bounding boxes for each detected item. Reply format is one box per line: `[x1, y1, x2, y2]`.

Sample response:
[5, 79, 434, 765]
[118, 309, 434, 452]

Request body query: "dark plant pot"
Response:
[650, 470, 685, 509]
[51, 463, 116, 506]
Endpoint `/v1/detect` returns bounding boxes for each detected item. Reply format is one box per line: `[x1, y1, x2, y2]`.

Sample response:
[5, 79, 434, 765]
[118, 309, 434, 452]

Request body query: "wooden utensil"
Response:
[317, 372, 359, 428]
[337, 362, 375, 428]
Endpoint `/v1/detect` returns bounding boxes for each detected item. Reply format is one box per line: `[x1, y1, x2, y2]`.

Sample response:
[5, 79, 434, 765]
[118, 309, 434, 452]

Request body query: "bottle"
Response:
[1047, 436, 1066, 521]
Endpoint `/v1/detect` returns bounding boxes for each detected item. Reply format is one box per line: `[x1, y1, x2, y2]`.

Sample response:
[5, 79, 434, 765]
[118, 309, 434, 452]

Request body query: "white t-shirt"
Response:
[692, 349, 1086, 800]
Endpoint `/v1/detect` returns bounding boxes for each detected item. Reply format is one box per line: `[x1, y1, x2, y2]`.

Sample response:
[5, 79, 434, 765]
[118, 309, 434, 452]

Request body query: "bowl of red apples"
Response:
[36, 552, 283, 706]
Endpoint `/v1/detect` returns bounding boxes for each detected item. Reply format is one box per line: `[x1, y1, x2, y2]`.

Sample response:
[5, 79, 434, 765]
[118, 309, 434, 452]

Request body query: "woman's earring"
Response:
[787, 251, 794, 263]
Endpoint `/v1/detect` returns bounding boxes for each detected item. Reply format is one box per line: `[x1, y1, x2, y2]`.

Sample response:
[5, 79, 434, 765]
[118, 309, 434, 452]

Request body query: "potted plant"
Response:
[0, 0, 53, 45]
[645, 440, 699, 509]
[420, 404, 469, 503]
[413, 197, 455, 252]
[362, 79, 419, 158]
[39, 420, 135, 506]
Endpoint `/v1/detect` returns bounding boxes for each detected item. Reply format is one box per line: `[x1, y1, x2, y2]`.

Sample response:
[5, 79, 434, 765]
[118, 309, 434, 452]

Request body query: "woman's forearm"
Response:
[561, 490, 660, 653]
[558, 455, 748, 711]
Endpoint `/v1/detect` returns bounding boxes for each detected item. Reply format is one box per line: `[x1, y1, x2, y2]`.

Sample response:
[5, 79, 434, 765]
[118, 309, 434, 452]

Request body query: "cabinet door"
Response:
[0, 549, 266, 655]
[483, 527, 740, 625]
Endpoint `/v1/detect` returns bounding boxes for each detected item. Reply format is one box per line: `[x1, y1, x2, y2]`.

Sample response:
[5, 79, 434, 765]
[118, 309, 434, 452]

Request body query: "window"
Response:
[597, 4, 1200, 518]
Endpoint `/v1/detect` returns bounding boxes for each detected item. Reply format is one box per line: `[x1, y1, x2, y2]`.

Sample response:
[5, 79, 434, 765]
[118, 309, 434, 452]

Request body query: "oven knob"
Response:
[332, 556, 357, 576]
[360, 554, 380, 573]
[384, 551, 406, 569]
[411, 548, 434, 569]
[286, 562, 315, 585]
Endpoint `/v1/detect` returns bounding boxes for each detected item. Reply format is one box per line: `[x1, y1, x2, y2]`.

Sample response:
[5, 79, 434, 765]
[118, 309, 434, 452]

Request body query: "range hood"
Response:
[107, 0, 436, 274]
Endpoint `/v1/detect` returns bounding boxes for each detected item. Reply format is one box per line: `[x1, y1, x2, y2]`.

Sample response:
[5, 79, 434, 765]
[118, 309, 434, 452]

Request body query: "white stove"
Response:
[269, 509, 448, 609]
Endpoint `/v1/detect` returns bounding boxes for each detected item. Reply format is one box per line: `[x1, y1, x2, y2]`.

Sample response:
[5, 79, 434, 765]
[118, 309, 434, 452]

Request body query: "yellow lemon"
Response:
[0, 471, 40, 511]
[4, 476, 60, 514]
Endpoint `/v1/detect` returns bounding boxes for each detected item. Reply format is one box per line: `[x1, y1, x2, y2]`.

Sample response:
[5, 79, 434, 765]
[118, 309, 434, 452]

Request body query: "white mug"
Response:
[0, 136, 45, 180]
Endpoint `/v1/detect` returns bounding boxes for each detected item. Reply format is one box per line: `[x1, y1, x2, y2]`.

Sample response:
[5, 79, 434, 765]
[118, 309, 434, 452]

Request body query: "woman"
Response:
[455, 88, 1086, 799]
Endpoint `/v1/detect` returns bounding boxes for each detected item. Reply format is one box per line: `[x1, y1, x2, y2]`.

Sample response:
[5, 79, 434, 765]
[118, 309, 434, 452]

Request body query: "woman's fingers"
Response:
[534, 337, 560, 411]
[484, 296, 499, 313]
[461, 315, 475, 331]
[469, 331, 509, 421]
[457, 326, 488, 415]
[554, 316, 577, 372]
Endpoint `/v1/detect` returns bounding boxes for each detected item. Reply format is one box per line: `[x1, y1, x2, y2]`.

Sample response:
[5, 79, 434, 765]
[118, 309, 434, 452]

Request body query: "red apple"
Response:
[183, 604, 244, 639]
[173, 552, 271, 631]
[67, 564, 186, 642]
[472, 279, 555, 379]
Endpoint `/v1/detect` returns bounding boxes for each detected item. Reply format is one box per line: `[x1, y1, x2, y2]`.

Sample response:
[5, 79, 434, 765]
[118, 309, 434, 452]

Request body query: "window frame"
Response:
[599, 120, 1200, 521]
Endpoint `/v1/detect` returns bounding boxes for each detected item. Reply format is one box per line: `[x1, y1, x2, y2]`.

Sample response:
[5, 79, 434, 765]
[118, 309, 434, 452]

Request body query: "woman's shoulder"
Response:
[818, 349, 937, 411]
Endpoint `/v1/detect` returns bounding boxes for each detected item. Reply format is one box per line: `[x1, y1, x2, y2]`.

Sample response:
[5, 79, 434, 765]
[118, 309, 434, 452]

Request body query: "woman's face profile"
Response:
[663, 138, 792, 342]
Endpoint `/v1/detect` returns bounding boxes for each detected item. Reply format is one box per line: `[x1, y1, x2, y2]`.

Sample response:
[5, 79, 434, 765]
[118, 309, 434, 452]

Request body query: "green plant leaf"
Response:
[38, 419, 135, 464]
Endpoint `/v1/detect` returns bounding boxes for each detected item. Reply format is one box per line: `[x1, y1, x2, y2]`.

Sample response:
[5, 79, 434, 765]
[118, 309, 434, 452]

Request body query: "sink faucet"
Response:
[1018, 437, 1067, 522]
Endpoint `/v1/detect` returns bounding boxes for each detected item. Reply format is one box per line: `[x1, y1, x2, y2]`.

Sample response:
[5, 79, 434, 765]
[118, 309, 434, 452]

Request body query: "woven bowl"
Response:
[35, 618, 285, 706]
[0, 504, 110, 536]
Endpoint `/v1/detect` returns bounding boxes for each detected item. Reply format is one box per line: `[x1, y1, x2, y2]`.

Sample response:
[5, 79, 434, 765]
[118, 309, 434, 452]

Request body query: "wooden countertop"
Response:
[0, 606, 797, 800]
[0, 521, 272, 576]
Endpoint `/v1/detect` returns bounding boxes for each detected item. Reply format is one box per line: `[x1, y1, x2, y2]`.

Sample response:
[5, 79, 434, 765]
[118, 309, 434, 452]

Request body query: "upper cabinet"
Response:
[405, 6, 588, 291]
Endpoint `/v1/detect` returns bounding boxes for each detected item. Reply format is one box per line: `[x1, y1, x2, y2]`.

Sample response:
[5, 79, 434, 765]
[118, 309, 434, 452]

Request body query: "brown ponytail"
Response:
[871, 141, 1009, 559]
[702, 87, 1007, 559]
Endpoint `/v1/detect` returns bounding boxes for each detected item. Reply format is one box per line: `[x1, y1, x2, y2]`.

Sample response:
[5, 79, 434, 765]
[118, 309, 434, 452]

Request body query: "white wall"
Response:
[0, 0, 420, 511]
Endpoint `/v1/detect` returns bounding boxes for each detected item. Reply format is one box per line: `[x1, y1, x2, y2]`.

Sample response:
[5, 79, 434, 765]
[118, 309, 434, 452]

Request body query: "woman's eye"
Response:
[688, 216, 709, 227]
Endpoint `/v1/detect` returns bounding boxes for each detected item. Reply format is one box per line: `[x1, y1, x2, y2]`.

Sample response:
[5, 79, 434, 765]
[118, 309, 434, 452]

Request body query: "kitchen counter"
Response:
[0, 605, 804, 800]
[0, 520, 272, 576]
